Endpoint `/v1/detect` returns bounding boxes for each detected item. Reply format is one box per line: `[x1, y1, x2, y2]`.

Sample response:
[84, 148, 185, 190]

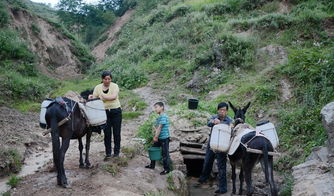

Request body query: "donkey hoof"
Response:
[79, 164, 85, 168]
[85, 164, 92, 169]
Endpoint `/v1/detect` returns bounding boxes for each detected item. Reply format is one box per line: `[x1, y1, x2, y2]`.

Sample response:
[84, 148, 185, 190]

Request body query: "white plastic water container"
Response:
[210, 124, 232, 152]
[39, 99, 53, 129]
[85, 99, 107, 126]
[256, 121, 279, 149]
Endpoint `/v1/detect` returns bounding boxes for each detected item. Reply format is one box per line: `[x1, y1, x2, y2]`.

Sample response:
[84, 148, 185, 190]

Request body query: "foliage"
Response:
[101, 157, 129, 176]
[69, 40, 96, 72]
[31, 23, 41, 35]
[274, 47, 333, 170]
[0, 2, 9, 28]
[167, 173, 175, 191]
[231, 14, 293, 30]
[6, 175, 21, 188]
[279, 173, 294, 196]
[0, 29, 55, 104]
[137, 113, 158, 148]
[215, 34, 255, 68]
[123, 111, 143, 120]
[0, 30, 35, 62]
[0, 149, 22, 177]
[279, 47, 334, 105]
[93, 65, 148, 89]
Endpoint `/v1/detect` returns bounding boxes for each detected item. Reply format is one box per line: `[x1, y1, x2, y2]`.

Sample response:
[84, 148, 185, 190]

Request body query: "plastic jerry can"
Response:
[210, 124, 232, 152]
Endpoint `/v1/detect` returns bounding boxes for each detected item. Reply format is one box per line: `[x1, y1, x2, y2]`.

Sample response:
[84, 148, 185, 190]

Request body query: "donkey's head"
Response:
[80, 89, 94, 101]
[228, 101, 251, 126]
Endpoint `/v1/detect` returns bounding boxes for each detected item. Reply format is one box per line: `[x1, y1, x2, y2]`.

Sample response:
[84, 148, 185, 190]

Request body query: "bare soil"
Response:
[92, 10, 135, 62]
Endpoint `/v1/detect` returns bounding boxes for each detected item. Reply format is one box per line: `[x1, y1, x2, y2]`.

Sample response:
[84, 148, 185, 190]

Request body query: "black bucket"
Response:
[188, 99, 199, 110]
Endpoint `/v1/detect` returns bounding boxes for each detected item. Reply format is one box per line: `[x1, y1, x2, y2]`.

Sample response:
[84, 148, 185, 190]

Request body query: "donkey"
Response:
[45, 97, 92, 188]
[228, 101, 277, 196]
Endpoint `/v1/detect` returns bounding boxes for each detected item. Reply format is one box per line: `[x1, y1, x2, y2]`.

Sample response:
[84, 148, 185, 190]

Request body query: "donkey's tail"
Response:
[50, 114, 60, 172]
[263, 141, 269, 183]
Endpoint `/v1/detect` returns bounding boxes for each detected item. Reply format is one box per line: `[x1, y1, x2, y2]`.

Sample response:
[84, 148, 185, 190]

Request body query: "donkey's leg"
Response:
[239, 167, 244, 195]
[78, 137, 84, 168]
[243, 155, 257, 196]
[85, 131, 92, 168]
[231, 164, 237, 194]
[268, 157, 278, 196]
[59, 138, 70, 187]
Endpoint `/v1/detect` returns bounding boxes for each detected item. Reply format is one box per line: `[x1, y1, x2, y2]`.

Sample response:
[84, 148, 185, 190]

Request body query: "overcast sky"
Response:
[30, 0, 99, 7]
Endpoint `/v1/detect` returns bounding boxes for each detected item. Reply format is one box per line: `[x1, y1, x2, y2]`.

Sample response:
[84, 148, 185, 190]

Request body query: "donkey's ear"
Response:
[243, 102, 251, 113]
[228, 101, 237, 113]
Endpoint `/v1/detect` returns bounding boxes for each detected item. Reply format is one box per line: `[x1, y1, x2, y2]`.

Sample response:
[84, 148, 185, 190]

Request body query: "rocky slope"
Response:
[292, 102, 334, 196]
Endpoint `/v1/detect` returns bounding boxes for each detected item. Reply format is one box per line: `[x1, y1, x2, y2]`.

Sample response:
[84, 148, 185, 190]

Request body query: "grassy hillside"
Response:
[0, 0, 96, 109]
[1, 0, 333, 194]
[93, 0, 333, 194]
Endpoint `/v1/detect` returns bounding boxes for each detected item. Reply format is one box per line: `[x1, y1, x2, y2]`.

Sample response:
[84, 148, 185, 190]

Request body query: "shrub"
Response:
[31, 23, 41, 35]
[111, 67, 148, 89]
[255, 82, 279, 104]
[7, 175, 21, 188]
[231, 14, 293, 30]
[0, 3, 9, 28]
[215, 34, 254, 68]
[69, 40, 95, 72]
[137, 113, 158, 148]
[1, 69, 55, 101]
[0, 29, 35, 62]
[0, 149, 22, 177]
[279, 47, 334, 105]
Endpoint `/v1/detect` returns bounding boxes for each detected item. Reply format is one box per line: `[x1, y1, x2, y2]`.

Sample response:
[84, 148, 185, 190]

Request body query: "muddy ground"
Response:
[0, 86, 283, 196]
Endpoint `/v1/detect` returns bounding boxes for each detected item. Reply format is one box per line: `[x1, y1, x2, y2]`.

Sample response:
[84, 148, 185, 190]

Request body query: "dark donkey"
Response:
[45, 97, 92, 188]
[228, 101, 277, 196]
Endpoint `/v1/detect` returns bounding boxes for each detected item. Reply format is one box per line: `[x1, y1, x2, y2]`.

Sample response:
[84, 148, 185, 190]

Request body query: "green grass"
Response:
[6, 175, 21, 188]
[137, 113, 158, 148]
[101, 157, 130, 176]
[123, 111, 144, 120]
[2, 191, 11, 196]
[144, 191, 167, 196]
[0, 149, 22, 177]
[167, 173, 175, 191]
[11, 101, 41, 113]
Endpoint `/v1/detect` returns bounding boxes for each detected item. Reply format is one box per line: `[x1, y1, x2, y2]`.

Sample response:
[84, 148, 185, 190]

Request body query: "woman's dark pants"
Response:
[104, 108, 122, 156]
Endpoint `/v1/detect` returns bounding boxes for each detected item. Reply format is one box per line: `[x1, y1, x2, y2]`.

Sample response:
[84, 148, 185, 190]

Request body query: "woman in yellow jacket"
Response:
[89, 71, 122, 159]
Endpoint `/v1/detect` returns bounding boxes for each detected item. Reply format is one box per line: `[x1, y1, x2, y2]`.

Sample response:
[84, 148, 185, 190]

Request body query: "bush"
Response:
[215, 34, 254, 68]
[111, 67, 148, 89]
[1, 69, 55, 101]
[0, 3, 9, 28]
[279, 47, 334, 105]
[69, 40, 95, 72]
[232, 14, 293, 30]
[203, 0, 272, 15]
[255, 82, 279, 104]
[31, 23, 41, 35]
[7, 175, 21, 188]
[137, 113, 158, 148]
[0, 30, 35, 62]
[0, 149, 22, 177]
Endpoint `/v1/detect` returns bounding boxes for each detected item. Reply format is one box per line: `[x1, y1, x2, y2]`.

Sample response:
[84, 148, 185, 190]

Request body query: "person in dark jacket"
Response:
[198, 102, 233, 195]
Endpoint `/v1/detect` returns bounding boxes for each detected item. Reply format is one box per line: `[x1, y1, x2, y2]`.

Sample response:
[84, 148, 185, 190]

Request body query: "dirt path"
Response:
[92, 10, 135, 62]
[2, 86, 175, 196]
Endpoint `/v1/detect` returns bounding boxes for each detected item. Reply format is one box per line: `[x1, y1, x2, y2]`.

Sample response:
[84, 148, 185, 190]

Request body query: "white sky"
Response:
[30, 0, 99, 7]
